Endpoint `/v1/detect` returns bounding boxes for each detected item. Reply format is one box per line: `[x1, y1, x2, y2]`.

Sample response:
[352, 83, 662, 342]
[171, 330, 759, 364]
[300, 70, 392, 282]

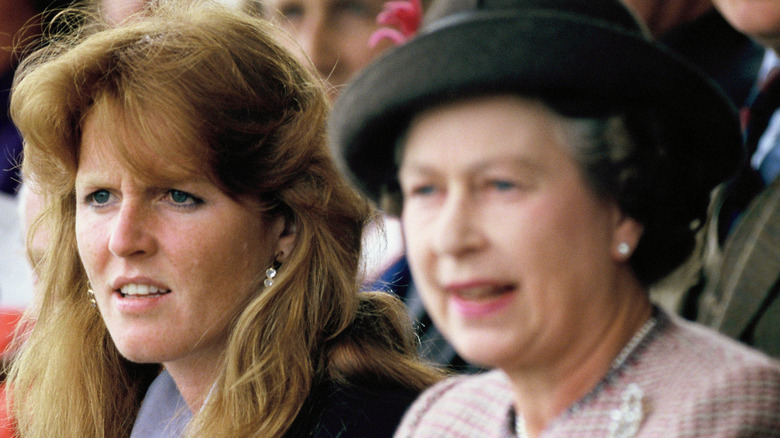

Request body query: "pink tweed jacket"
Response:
[394, 309, 780, 437]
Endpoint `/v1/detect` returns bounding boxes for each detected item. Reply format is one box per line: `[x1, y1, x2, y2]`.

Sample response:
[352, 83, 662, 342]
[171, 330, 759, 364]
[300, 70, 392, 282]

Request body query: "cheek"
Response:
[495, 198, 594, 288]
[405, 245, 443, 314]
[200, 223, 266, 287]
[401, 212, 428, 265]
[524, 200, 614, 291]
[75, 214, 105, 274]
[223, 240, 260, 278]
[526, 205, 579, 254]
[401, 214, 449, 313]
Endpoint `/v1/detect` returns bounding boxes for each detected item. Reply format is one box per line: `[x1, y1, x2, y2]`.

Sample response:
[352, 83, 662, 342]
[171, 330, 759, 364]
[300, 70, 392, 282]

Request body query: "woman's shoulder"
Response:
[628, 309, 780, 435]
[394, 370, 514, 438]
[650, 309, 780, 373]
[413, 369, 512, 404]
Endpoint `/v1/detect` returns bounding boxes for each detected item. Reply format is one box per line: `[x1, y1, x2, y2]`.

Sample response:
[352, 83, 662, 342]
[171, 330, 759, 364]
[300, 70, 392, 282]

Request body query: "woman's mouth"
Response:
[453, 284, 514, 300]
[118, 283, 171, 298]
[448, 283, 516, 317]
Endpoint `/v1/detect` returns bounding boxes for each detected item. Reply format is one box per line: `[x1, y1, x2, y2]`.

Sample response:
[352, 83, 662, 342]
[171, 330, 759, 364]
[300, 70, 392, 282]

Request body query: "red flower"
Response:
[369, 0, 423, 48]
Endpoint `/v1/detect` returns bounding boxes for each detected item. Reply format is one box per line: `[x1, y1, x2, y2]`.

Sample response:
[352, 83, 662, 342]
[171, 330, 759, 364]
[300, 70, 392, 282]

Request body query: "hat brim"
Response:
[329, 10, 743, 204]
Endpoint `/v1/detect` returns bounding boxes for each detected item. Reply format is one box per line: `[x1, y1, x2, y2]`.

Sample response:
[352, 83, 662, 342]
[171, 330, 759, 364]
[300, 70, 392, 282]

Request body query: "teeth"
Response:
[455, 285, 513, 300]
[120, 284, 168, 296]
[457, 287, 498, 299]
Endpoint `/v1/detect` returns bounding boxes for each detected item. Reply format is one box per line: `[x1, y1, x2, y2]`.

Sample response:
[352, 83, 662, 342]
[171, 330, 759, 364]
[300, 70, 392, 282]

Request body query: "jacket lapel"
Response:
[707, 177, 780, 339]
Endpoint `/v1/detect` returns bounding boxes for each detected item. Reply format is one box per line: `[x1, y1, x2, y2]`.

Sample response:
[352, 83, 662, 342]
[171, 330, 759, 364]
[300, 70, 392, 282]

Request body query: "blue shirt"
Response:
[130, 369, 192, 438]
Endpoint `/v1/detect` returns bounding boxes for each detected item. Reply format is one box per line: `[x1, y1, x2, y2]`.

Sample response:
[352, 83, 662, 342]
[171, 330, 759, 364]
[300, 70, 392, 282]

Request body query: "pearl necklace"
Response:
[514, 317, 657, 438]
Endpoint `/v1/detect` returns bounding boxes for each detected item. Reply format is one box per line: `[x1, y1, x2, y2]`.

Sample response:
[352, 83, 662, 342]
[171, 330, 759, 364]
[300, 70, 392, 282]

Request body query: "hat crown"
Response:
[330, 0, 742, 216]
[424, 0, 649, 39]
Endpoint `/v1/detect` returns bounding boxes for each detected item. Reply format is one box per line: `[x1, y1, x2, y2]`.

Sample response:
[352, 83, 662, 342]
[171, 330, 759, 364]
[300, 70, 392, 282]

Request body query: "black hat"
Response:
[329, 0, 743, 205]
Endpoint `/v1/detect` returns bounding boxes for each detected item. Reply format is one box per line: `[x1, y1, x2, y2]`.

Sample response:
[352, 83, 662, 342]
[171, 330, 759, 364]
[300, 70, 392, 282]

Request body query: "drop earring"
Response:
[264, 265, 277, 287]
[617, 242, 631, 256]
[87, 288, 97, 308]
[264, 253, 282, 287]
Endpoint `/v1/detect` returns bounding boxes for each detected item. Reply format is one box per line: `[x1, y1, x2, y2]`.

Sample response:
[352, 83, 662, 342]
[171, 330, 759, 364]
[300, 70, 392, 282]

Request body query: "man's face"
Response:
[712, 0, 780, 50]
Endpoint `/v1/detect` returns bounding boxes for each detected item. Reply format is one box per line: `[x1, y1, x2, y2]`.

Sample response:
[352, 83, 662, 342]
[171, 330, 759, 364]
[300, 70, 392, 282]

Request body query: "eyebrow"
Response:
[399, 156, 544, 176]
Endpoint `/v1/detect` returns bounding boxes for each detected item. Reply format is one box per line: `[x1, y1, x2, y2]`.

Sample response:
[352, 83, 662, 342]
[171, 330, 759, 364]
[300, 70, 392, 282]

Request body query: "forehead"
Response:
[400, 95, 569, 166]
[78, 98, 211, 184]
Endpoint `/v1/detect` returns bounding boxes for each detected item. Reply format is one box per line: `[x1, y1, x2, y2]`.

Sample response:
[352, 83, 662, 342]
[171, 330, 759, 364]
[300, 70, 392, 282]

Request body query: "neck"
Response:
[506, 276, 653, 438]
[164, 356, 222, 413]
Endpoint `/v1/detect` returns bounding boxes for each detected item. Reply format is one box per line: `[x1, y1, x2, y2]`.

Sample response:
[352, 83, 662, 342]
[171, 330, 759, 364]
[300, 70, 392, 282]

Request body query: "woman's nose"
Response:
[431, 189, 486, 257]
[108, 201, 156, 258]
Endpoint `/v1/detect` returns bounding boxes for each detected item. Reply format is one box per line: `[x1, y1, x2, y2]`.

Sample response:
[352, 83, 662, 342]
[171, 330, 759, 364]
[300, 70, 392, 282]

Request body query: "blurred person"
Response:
[7, 2, 441, 437]
[257, 0, 403, 99]
[679, 0, 780, 358]
[618, 0, 764, 317]
[620, 0, 762, 111]
[620, 0, 711, 36]
[97, 0, 245, 26]
[642, 0, 762, 107]
[98, 0, 146, 25]
[330, 0, 780, 436]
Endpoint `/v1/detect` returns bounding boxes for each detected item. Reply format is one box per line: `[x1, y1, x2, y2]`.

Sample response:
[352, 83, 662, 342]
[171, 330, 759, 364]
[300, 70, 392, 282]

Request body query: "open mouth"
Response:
[118, 284, 171, 298]
[454, 284, 515, 301]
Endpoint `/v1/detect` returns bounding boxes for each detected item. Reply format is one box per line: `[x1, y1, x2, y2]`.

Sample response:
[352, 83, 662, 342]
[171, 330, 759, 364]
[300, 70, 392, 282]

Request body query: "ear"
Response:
[611, 208, 644, 261]
[273, 215, 297, 264]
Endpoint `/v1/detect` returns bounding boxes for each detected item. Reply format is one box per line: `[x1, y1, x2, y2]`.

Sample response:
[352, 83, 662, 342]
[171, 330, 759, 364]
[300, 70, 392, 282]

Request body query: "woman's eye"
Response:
[414, 185, 436, 195]
[88, 189, 112, 205]
[490, 180, 516, 191]
[404, 184, 438, 198]
[336, 0, 371, 16]
[167, 190, 203, 206]
[279, 5, 303, 20]
[271, 0, 304, 21]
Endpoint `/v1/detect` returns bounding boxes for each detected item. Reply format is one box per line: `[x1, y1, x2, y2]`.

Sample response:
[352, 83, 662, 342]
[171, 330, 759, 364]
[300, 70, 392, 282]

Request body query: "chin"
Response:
[115, 348, 161, 364]
[450, 333, 516, 370]
[111, 338, 168, 364]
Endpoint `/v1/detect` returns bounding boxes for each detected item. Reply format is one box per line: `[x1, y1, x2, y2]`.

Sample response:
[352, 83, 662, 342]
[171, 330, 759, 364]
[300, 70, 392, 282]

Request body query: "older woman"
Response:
[329, 0, 780, 436]
[7, 2, 440, 437]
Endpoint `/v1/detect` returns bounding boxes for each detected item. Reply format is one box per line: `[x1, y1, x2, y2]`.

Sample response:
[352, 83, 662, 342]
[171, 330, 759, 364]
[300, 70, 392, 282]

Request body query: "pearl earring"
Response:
[264, 266, 277, 287]
[264, 252, 283, 287]
[617, 242, 631, 256]
[87, 288, 97, 308]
